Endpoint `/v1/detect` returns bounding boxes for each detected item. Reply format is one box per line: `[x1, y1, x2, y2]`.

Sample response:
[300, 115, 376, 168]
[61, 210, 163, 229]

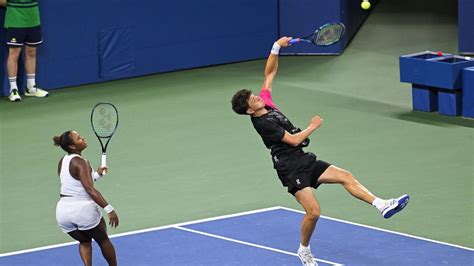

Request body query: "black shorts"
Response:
[273, 151, 331, 196]
[6, 26, 43, 47]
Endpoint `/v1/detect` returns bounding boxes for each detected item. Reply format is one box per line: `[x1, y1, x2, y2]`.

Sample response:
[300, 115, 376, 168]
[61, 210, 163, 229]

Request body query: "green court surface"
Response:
[1, 0, 473, 254]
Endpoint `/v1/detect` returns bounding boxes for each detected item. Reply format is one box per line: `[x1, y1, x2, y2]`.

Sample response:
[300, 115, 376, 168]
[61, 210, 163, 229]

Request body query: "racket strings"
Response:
[92, 105, 118, 138]
[314, 24, 344, 46]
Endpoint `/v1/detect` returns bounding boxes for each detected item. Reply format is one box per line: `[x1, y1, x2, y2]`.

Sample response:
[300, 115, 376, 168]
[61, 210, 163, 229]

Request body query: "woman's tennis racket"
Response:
[90, 103, 119, 174]
[289, 22, 346, 46]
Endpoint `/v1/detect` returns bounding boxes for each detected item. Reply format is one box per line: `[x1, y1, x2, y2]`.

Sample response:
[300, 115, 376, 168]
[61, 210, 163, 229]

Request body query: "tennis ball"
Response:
[361, 1, 371, 10]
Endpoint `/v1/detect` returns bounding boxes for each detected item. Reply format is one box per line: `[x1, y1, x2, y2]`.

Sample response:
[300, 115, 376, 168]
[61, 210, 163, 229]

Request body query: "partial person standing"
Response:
[231, 37, 410, 266]
[2, 0, 48, 102]
[54, 130, 118, 266]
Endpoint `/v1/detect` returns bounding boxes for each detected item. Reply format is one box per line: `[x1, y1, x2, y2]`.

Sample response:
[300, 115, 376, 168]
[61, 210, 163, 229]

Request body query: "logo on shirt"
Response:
[10, 38, 17, 43]
[296, 179, 301, 185]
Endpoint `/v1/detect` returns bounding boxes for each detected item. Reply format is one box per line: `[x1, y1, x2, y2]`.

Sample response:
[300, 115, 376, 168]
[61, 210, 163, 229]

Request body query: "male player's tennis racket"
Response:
[289, 22, 346, 46]
[91, 102, 119, 174]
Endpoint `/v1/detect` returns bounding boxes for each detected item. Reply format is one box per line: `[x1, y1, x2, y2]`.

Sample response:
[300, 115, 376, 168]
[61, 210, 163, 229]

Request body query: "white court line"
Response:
[279, 206, 474, 252]
[176, 226, 343, 266]
[0, 206, 282, 257]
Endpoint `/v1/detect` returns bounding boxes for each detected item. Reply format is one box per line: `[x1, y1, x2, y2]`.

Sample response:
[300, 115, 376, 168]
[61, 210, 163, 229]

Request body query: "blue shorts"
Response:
[6, 26, 43, 47]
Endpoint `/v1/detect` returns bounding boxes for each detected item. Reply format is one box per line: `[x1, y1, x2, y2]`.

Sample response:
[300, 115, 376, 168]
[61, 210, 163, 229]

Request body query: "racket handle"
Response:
[101, 154, 107, 175]
[289, 38, 301, 44]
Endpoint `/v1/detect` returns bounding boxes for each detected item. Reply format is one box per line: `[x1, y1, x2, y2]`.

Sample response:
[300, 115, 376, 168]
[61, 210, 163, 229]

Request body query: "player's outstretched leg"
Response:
[317, 165, 410, 218]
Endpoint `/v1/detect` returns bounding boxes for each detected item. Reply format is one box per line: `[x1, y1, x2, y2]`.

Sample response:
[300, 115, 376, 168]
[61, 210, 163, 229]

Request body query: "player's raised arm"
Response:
[262, 37, 292, 92]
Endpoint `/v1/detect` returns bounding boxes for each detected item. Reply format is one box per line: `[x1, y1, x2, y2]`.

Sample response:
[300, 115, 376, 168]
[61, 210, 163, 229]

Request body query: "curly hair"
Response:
[231, 89, 252, 115]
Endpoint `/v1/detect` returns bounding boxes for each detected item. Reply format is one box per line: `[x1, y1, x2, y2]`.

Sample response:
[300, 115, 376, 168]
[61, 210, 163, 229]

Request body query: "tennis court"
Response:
[1, 0, 473, 265]
[1, 207, 472, 265]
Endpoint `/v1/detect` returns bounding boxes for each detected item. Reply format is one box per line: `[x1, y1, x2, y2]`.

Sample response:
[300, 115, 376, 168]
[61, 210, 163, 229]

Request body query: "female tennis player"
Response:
[231, 37, 410, 266]
[53, 130, 118, 266]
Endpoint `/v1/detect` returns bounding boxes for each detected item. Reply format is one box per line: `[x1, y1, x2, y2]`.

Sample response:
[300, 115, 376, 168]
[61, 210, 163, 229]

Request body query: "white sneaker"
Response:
[8, 89, 21, 102]
[25, 86, 49, 97]
[381, 194, 410, 219]
[297, 246, 318, 266]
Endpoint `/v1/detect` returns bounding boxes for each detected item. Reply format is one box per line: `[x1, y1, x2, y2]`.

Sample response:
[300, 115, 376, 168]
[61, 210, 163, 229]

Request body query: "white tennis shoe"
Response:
[25, 86, 49, 97]
[297, 245, 318, 266]
[8, 89, 21, 102]
[381, 194, 410, 219]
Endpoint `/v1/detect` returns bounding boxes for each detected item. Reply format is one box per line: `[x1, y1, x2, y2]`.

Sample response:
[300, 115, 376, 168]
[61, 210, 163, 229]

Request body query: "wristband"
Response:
[104, 204, 114, 213]
[92, 171, 102, 182]
[271, 42, 281, 55]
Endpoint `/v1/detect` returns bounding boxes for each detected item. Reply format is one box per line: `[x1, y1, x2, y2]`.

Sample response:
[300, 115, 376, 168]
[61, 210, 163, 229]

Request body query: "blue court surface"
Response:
[1, 207, 472, 265]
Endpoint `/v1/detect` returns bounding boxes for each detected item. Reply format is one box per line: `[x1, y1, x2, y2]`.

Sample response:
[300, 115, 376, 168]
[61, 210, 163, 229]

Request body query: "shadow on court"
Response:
[394, 111, 474, 128]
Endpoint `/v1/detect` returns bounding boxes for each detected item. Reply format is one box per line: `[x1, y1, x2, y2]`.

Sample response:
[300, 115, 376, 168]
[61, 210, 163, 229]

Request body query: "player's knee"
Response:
[8, 50, 21, 60]
[340, 170, 355, 184]
[97, 238, 107, 245]
[97, 238, 115, 250]
[344, 169, 353, 178]
[306, 208, 320, 220]
[26, 49, 36, 58]
[95, 235, 111, 246]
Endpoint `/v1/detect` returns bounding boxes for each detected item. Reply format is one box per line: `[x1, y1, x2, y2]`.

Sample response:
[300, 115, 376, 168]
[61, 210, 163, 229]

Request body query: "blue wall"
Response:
[2, 1, 469, 97]
[0, 8, 7, 94]
[0, 0, 279, 96]
[459, 0, 474, 55]
[279, 0, 375, 55]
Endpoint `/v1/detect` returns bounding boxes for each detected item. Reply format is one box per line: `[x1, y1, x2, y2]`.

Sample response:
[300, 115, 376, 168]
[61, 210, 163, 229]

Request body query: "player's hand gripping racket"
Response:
[91, 103, 119, 175]
[289, 22, 346, 46]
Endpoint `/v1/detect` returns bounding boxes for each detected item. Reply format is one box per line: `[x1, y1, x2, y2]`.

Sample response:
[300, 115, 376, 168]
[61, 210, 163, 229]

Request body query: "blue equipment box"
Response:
[412, 84, 438, 112]
[462, 67, 474, 118]
[400, 52, 474, 89]
[438, 91, 462, 116]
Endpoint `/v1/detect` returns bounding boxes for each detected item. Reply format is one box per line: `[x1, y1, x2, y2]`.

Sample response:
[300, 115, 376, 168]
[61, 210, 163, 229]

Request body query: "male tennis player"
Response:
[231, 37, 410, 266]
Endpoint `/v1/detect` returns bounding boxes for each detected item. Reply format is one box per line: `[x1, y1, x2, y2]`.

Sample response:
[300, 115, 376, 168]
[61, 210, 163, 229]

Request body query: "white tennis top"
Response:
[60, 154, 90, 198]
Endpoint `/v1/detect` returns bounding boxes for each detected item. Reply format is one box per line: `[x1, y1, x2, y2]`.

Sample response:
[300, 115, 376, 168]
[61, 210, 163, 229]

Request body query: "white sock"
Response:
[372, 198, 386, 212]
[27, 74, 36, 91]
[8, 77, 18, 92]
[299, 243, 310, 251]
